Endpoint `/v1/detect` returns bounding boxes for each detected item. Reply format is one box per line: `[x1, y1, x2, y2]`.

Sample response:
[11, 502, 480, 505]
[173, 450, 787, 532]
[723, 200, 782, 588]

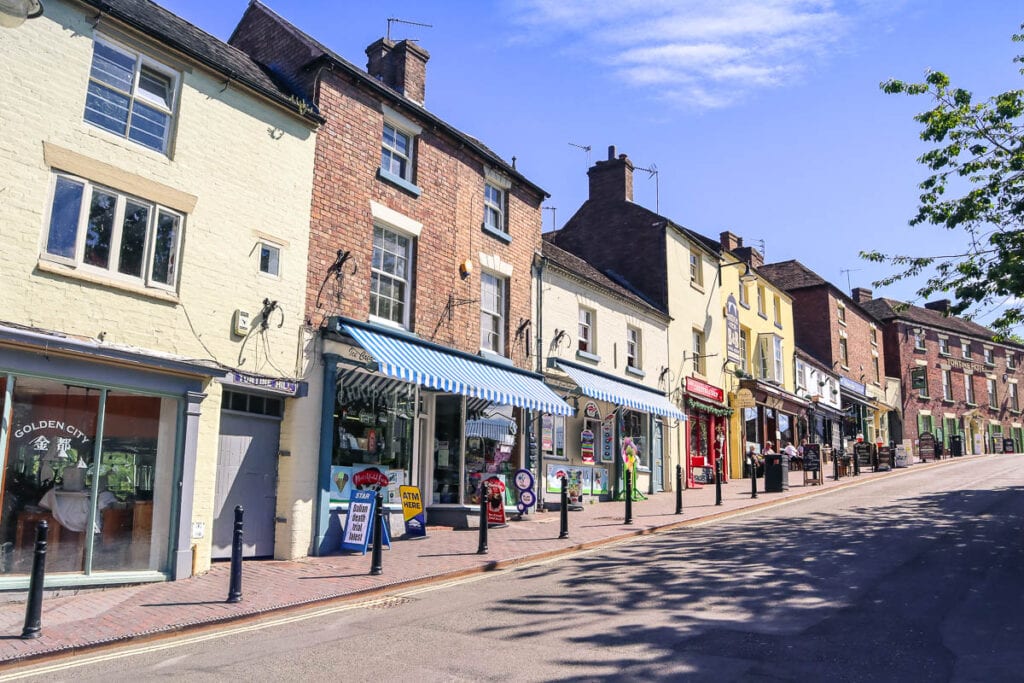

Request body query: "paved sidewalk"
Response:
[0, 458, 957, 666]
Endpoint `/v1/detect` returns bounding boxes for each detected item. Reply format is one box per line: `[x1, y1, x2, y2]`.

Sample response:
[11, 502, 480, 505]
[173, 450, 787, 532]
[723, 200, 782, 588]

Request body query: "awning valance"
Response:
[554, 359, 686, 420]
[342, 321, 574, 416]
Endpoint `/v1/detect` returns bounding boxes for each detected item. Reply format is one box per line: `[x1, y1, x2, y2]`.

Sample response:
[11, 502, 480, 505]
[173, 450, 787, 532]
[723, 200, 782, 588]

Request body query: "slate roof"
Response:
[757, 260, 827, 291]
[235, 1, 546, 199]
[541, 240, 668, 318]
[79, 0, 321, 123]
[859, 297, 1016, 346]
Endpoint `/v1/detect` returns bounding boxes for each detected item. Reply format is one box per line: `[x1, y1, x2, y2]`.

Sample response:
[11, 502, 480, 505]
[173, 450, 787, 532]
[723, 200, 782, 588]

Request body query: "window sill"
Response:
[757, 312, 768, 320]
[576, 350, 601, 364]
[965, 402, 978, 407]
[478, 348, 513, 366]
[1010, 409, 1022, 415]
[941, 399, 955, 405]
[739, 302, 750, 310]
[773, 321, 783, 330]
[625, 366, 645, 379]
[914, 347, 927, 353]
[377, 168, 422, 197]
[36, 258, 179, 304]
[367, 315, 412, 334]
[690, 282, 705, 294]
[481, 223, 512, 244]
[938, 352, 950, 358]
[917, 394, 931, 400]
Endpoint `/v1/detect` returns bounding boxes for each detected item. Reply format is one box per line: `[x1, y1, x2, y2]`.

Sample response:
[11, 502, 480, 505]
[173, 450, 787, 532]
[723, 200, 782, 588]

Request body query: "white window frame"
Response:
[988, 378, 998, 408]
[259, 241, 281, 277]
[85, 36, 178, 154]
[1011, 382, 1019, 411]
[738, 281, 749, 307]
[369, 224, 413, 329]
[479, 271, 506, 355]
[984, 348, 995, 365]
[963, 341, 972, 359]
[873, 356, 880, 384]
[483, 182, 506, 234]
[739, 328, 749, 373]
[578, 307, 595, 353]
[773, 336, 784, 383]
[939, 337, 950, 356]
[626, 326, 641, 370]
[41, 171, 183, 292]
[965, 375, 976, 405]
[914, 329, 926, 350]
[1008, 353, 1017, 370]
[689, 251, 703, 287]
[942, 370, 953, 401]
[692, 328, 705, 375]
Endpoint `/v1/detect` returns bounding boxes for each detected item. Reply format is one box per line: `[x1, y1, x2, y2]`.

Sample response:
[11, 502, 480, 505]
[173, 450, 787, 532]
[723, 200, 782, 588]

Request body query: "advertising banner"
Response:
[590, 466, 609, 495]
[399, 485, 426, 538]
[581, 429, 595, 463]
[341, 490, 375, 554]
[329, 464, 392, 504]
[485, 476, 507, 526]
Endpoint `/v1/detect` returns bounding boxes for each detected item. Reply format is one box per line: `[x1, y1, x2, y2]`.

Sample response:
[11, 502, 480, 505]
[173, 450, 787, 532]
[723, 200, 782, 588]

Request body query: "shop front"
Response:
[737, 378, 808, 466]
[545, 359, 684, 502]
[840, 377, 873, 463]
[683, 377, 732, 487]
[0, 324, 211, 588]
[316, 318, 573, 550]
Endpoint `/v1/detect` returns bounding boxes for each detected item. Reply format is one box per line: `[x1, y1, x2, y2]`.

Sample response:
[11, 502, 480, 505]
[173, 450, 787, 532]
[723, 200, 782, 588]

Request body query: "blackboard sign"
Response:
[877, 446, 892, 471]
[854, 442, 872, 466]
[1003, 438, 1015, 454]
[802, 444, 821, 472]
[919, 432, 935, 461]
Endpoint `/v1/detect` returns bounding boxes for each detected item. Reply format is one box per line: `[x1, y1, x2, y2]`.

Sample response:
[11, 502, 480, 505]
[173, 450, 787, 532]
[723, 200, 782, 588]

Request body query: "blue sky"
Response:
[160, 0, 1022, 326]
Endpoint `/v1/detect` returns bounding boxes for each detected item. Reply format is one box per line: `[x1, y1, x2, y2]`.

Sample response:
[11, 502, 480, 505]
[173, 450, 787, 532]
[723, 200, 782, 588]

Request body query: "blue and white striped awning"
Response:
[555, 359, 686, 420]
[343, 323, 574, 416]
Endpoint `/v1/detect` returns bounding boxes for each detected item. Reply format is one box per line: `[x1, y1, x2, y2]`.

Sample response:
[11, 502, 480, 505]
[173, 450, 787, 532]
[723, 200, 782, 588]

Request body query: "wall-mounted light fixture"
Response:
[717, 259, 757, 286]
[0, 0, 43, 29]
[459, 259, 473, 279]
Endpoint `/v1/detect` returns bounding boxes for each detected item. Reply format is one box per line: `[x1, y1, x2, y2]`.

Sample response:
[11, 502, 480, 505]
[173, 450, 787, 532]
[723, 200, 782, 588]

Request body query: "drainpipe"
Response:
[533, 252, 546, 508]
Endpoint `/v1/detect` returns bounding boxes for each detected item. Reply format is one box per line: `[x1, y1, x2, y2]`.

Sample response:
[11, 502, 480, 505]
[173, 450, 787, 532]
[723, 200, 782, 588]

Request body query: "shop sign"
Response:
[910, 367, 927, 390]
[949, 358, 986, 373]
[840, 376, 866, 395]
[734, 388, 756, 409]
[226, 371, 301, 396]
[13, 420, 91, 447]
[725, 295, 742, 363]
[685, 377, 724, 404]
[583, 401, 601, 419]
[330, 465, 393, 504]
[485, 476, 507, 526]
[399, 485, 426, 538]
[601, 416, 615, 463]
[341, 490, 390, 554]
[580, 429, 595, 463]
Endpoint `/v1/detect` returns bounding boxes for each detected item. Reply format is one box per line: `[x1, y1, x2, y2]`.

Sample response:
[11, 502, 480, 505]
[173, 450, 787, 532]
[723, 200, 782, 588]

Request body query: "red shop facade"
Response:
[684, 377, 732, 488]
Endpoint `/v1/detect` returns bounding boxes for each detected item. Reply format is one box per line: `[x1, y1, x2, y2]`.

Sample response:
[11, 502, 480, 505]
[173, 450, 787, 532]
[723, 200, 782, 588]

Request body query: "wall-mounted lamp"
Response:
[718, 259, 757, 286]
[459, 259, 473, 279]
[0, 0, 43, 29]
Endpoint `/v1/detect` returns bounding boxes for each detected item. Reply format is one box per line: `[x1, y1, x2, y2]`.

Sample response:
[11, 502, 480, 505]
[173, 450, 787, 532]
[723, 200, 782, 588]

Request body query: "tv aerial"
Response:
[386, 17, 433, 41]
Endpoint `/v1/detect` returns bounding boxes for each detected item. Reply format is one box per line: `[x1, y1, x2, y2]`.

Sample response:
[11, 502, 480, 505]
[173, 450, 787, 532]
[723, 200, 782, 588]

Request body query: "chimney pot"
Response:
[608, 145, 616, 160]
[588, 146, 633, 203]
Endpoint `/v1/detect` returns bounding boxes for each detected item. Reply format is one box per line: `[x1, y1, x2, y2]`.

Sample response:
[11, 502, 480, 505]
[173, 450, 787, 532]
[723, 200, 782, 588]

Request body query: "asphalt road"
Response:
[6, 456, 1023, 682]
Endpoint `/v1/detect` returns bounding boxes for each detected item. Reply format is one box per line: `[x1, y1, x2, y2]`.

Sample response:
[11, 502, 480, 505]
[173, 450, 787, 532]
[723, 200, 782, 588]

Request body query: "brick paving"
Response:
[0, 459, 957, 666]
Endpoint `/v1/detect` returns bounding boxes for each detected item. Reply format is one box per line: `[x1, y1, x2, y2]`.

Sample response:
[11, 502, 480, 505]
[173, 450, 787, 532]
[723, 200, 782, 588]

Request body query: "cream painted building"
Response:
[536, 241, 682, 501]
[0, 0, 317, 587]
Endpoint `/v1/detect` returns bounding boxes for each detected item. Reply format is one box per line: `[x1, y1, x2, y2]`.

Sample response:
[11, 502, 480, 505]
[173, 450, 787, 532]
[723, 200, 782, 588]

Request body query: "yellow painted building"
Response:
[0, 0, 317, 586]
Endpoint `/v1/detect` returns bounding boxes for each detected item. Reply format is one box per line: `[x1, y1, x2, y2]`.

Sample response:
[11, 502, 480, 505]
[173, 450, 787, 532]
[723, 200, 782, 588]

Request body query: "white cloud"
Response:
[510, 0, 880, 109]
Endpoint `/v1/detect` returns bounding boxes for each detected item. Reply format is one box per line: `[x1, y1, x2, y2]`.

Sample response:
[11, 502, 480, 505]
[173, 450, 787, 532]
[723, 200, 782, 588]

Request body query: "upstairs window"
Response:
[626, 326, 641, 370]
[738, 328, 749, 373]
[479, 272, 506, 355]
[913, 329, 926, 350]
[870, 326, 878, 346]
[738, 280, 749, 307]
[259, 242, 280, 277]
[872, 356, 880, 384]
[43, 172, 182, 291]
[942, 370, 953, 401]
[988, 378, 998, 408]
[483, 183, 506, 235]
[381, 123, 413, 180]
[85, 38, 177, 154]
[756, 286, 766, 316]
[837, 303, 846, 324]
[578, 307, 595, 354]
[965, 376, 976, 404]
[839, 337, 849, 368]
[689, 251, 703, 287]
[692, 329, 705, 375]
[938, 337, 950, 355]
[1008, 353, 1017, 370]
[370, 225, 412, 327]
[984, 348, 995, 365]
[1011, 382, 1019, 411]
[962, 341, 972, 359]
[773, 295, 782, 325]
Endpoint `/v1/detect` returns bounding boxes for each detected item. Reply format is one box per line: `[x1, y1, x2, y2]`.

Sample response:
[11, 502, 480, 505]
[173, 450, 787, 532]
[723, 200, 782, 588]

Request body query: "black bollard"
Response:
[558, 476, 569, 539]
[21, 521, 48, 639]
[749, 457, 758, 499]
[477, 481, 489, 554]
[370, 490, 384, 575]
[675, 464, 683, 515]
[624, 469, 633, 525]
[226, 505, 243, 603]
[714, 456, 723, 506]
[833, 451, 840, 481]
[854, 450, 860, 476]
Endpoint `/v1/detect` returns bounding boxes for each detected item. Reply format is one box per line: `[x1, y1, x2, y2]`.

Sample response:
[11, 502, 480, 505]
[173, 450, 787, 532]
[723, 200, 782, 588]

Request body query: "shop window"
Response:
[43, 172, 184, 292]
[463, 404, 516, 506]
[431, 395, 462, 504]
[331, 378, 415, 508]
[0, 377, 173, 576]
[622, 410, 648, 469]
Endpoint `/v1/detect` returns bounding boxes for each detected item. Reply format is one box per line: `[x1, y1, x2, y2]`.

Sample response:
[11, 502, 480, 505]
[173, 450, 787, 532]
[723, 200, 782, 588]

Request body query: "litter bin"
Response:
[949, 434, 963, 457]
[764, 453, 784, 493]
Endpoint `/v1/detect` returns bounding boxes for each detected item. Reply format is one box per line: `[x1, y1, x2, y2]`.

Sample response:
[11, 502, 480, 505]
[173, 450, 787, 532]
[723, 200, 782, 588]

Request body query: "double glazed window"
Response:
[370, 225, 412, 327]
[480, 272, 505, 354]
[381, 123, 413, 182]
[44, 173, 182, 291]
[85, 39, 177, 154]
[483, 183, 506, 234]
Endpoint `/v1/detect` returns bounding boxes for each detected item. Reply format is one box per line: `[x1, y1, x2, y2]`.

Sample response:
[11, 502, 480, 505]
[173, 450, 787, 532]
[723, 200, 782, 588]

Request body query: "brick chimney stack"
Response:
[924, 299, 952, 315]
[851, 287, 873, 304]
[720, 231, 743, 252]
[587, 145, 634, 203]
[365, 38, 430, 104]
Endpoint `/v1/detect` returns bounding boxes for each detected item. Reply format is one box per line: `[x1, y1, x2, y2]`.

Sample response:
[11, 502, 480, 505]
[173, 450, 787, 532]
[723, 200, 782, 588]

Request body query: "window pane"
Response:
[118, 201, 150, 277]
[128, 101, 169, 152]
[84, 83, 130, 136]
[84, 190, 117, 269]
[46, 177, 84, 259]
[137, 67, 172, 109]
[260, 244, 280, 275]
[90, 43, 135, 91]
[151, 211, 180, 285]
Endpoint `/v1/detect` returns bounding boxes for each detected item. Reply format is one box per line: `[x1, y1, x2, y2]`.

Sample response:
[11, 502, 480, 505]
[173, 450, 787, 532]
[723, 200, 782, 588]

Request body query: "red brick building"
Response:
[861, 298, 1024, 456]
[230, 2, 569, 543]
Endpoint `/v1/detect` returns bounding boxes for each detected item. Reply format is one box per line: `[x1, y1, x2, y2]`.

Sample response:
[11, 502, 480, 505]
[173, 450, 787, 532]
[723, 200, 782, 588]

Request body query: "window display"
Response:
[463, 405, 516, 505]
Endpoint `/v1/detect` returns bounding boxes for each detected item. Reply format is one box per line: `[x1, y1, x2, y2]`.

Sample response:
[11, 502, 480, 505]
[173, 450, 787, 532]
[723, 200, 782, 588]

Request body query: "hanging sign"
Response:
[581, 429, 595, 463]
[601, 416, 615, 463]
[725, 294, 742, 363]
[734, 388, 756, 409]
[399, 485, 426, 538]
[485, 476, 507, 526]
[583, 401, 601, 419]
